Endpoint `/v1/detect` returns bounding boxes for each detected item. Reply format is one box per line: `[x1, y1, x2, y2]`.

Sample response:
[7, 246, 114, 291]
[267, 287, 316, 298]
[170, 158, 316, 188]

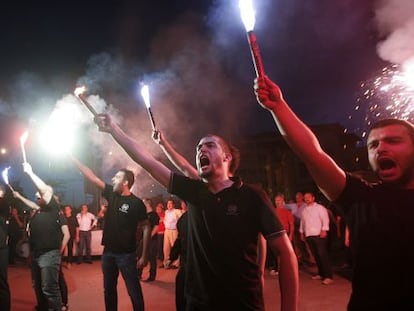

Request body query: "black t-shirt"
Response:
[170, 211, 188, 264]
[335, 173, 414, 310]
[0, 198, 9, 248]
[169, 173, 285, 311]
[28, 197, 66, 253]
[102, 185, 147, 253]
[65, 215, 79, 238]
[147, 211, 160, 241]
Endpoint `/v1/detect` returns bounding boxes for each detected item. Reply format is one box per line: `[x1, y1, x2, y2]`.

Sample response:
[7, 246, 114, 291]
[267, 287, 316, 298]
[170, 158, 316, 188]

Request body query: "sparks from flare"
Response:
[349, 64, 414, 140]
[141, 84, 157, 131]
[239, 0, 265, 78]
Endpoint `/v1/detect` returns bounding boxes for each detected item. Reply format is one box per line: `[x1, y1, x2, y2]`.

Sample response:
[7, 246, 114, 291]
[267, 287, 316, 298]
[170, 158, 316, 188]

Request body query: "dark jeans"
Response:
[59, 266, 68, 306]
[0, 247, 11, 311]
[8, 231, 22, 264]
[65, 237, 75, 264]
[156, 233, 164, 261]
[137, 237, 158, 279]
[102, 251, 144, 311]
[78, 231, 92, 262]
[306, 236, 333, 279]
[31, 249, 62, 311]
[175, 267, 186, 311]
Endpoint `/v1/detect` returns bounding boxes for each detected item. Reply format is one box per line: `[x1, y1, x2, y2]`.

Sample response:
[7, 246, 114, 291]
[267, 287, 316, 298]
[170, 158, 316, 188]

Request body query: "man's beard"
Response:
[199, 169, 212, 179]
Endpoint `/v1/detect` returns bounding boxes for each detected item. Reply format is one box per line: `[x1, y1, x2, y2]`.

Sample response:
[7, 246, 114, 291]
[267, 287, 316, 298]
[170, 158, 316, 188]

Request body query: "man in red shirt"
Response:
[269, 194, 294, 275]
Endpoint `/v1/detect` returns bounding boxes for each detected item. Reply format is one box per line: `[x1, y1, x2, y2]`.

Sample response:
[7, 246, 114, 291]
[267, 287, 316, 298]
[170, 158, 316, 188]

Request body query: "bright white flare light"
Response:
[41, 105, 79, 155]
[74, 86, 87, 97]
[239, 0, 256, 32]
[141, 84, 151, 108]
[20, 131, 29, 162]
[2, 167, 10, 185]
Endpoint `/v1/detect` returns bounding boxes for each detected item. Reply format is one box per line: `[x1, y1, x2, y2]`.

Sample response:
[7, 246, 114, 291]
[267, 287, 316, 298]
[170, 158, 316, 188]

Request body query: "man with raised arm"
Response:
[254, 75, 414, 310]
[14, 162, 69, 311]
[70, 155, 150, 311]
[153, 130, 267, 288]
[93, 115, 298, 311]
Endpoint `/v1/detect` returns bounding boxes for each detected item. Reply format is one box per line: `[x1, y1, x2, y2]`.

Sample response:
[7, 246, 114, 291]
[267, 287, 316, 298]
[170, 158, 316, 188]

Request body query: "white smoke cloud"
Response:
[375, 0, 414, 66]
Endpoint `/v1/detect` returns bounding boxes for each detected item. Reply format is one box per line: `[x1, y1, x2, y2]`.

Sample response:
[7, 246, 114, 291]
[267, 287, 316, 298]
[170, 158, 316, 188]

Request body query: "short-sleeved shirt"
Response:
[29, 197, 66, 253]
[102, 185, 147, 253]
[148, 211, 160, 240]
[335, 173, 414, 310]
[169, 173, 285, 310]
[275, 206, 294, 234]
[65, 215, 79, 238]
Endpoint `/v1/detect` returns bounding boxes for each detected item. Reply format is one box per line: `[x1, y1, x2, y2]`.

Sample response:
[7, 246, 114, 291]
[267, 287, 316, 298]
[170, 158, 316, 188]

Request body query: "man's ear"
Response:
[224, 152, 232, 163]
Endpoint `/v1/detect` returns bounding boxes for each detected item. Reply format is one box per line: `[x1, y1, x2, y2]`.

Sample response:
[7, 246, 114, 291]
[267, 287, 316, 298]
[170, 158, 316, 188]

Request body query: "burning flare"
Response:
[74, 86, 87, 97]
[2, 167, 14, 191]
[141, 84, 151, 108]
[238, 0, 265, 77]
[20, 130, 29, 163]
[239, 0, 256, 32]
[74, 86, 98, 117]
[141, 84, 157, 130]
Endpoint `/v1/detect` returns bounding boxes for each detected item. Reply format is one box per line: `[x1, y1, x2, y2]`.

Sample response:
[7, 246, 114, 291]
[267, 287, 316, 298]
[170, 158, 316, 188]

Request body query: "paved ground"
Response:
[8, 258, 352, 311]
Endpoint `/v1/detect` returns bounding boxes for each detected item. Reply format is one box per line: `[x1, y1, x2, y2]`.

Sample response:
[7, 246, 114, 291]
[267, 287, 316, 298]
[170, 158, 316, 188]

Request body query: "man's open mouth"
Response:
[378, 158, 396, 170]
[200, 155, 210, 168]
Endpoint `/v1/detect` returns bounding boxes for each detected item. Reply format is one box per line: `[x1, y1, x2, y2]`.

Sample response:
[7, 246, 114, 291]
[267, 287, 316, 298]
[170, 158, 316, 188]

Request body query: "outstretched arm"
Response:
[137, 220, 151, 269]
[254, 76, 346, 201]
[60, 225, 70, 254]
[269, 234, 299, 311]
[22, 162, 53, 204]
[70, 155, 105, 190]
[13, 191, 40, 211]
[95, 114, 172, 188]
[152, 130, 199, 179]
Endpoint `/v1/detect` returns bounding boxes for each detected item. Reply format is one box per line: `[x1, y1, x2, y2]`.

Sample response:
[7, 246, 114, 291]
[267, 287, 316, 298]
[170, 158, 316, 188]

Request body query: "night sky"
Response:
[0, 0, 412, 202]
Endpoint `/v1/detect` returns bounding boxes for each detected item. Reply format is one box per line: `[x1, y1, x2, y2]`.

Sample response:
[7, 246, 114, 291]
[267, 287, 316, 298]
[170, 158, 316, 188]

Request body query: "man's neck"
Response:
[207, 176, 234, 194]
[120, 188, 131, 196]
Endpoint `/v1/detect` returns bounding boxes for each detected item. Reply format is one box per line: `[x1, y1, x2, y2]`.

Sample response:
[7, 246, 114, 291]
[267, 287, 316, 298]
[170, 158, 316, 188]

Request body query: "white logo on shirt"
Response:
[119, 204, 129, 213]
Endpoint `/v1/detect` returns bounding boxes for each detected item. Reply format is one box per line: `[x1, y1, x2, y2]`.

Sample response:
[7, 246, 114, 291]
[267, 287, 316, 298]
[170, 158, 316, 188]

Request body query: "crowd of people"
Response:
[1, 169, 190, 311]
[0, 74, 413, 311]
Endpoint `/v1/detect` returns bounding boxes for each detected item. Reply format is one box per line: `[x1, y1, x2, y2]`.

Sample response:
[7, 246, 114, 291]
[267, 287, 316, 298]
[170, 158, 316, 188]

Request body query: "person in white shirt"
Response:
[76, 204, 97, 264]
[163, 199, 182, 269]
[299, 192, 333, 285]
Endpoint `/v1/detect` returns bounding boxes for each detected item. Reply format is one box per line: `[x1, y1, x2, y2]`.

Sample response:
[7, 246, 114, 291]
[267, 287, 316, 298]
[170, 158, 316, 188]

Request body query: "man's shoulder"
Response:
[239, 183, 273, 207]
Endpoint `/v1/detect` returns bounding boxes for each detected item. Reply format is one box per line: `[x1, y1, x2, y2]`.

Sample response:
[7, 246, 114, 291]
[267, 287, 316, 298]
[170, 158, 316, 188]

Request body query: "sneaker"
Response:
[143, 277, 155, 282]
[269, 269, 279, 276]
[311, 275, 322, 280]
[322, 278, 334, 285]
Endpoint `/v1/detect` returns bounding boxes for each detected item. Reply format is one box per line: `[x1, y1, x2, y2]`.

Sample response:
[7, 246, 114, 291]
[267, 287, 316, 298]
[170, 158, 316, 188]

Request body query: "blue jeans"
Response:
[31, 249, 62, 311]
[102, 251, 144, 311]
[78, 230, 92, 262]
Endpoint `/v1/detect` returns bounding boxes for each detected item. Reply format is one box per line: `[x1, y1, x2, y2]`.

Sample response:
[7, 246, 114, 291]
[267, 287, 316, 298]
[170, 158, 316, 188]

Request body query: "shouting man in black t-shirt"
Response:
[71, 155, 151, 311]
[91, 114, 299, 311]
[255, 75, 414, 310]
